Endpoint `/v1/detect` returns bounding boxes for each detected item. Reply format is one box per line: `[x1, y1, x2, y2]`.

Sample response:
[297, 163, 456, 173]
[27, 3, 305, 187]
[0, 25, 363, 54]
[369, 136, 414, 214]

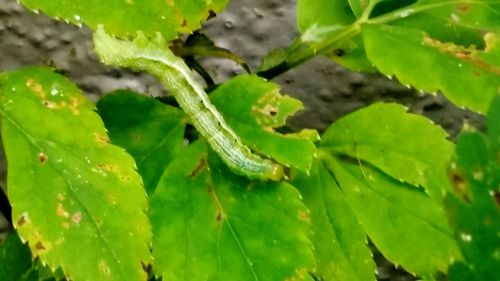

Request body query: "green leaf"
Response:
[211, 74, 319, 172]
[296, 0, 500, 104]
[97, 90, 185, 195]
[325, 36, 377, 72]
[349, 0, 416, 18]
[19, 0, 228, 41]
[292, 159, 376, 281]
[445, 96, 500, 281]
[150, 140, 315, 281]
[321, 153, 460, 275]
[362, 24, 500, 113]
[0, 231, 35, 281]
[487, 95, 500, 150]
[297, 0, 356, 33]
[321, 103, 454, 197]
[377, 0, 499, 48]
[0, 67, 151, 281]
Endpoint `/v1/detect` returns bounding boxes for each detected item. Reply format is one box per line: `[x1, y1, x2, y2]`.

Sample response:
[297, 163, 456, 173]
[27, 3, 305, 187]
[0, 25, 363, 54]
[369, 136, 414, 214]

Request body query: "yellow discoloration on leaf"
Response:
[97, 163, 118, 172]
[42, 100, 57, 109]
[98, 260, 111, 276]
[423, 35, 500, 75]
[94, 133, 110, 146]
[261, 104, 279, 117]
[484, 32, 498, 53]
[56, 203, 69, 218]
[25, 229, 53, 254]
[297, 210, 311, 223]
[96, 163, 133, 182]
[107, 194, 117, 205]
[68, 97, 81, 115]
[26, 79, 45, 99]
[57, 193, 65, 201]
[71, 212, 82, 224]
[25, 79, 82, 114]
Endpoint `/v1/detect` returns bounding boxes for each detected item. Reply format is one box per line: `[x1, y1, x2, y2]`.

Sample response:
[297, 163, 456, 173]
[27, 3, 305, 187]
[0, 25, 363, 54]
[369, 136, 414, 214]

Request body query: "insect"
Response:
[93, 26, 284, 181]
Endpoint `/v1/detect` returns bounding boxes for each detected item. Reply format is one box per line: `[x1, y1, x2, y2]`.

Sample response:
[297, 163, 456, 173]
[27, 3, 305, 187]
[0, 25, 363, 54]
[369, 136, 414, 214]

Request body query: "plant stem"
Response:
[257, 23, 361, 80]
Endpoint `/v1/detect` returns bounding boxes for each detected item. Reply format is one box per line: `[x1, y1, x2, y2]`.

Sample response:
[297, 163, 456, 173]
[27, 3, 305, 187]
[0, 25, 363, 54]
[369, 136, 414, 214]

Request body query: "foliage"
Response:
[445, 96, 500, 281]
[0, 0, 498, 281]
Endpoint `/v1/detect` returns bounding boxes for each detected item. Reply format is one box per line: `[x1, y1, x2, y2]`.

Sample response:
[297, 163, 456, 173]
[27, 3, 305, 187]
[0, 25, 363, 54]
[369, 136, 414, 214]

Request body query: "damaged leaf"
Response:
[211, 74, 319, 172]
[150, 141, 315, 281]
[19, 0, 228, 41]
[0, 67, 151, 281]
[446, 96, 500, 281]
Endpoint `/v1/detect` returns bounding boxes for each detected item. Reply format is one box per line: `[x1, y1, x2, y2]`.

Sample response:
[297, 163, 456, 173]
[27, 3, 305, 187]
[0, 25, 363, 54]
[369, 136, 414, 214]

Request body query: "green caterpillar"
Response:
[93, 27, 284, 181]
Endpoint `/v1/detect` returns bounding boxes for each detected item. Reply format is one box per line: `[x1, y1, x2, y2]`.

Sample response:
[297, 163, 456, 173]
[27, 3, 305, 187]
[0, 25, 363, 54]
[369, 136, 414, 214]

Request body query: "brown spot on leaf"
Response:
[207, 183, 225, 226]
[166, 0, 174, 6]
[17, 213, 29, 227]
[97, 163, 118, 172]
[38, 152, 48, 164]
[456, 3, 470, 13]
[182, 19, 187, 27]
[120, 175, 131, 182]
[94, 133, 110, 145]
[449, 171, 470, 202]
[190, 158, 207, 177]
[34, 241, 45, 251]
[42, 100, 56, 109]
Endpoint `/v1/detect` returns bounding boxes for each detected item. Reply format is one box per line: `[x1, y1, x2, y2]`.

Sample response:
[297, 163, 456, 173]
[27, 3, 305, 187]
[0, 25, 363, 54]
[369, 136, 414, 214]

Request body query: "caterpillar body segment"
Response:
[94, 27, 284, 181]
